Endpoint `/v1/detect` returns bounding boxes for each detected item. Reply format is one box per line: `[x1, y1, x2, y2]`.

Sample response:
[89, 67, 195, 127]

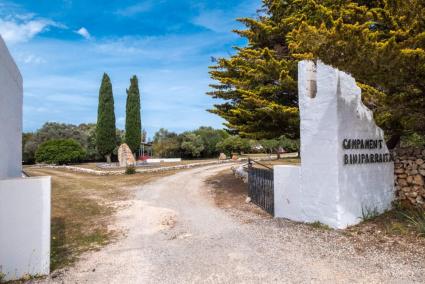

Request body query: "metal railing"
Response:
[247, 158, 274, 216]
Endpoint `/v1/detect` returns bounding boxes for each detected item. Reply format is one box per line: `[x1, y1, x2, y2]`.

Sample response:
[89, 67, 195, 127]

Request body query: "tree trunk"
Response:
[386, 134, 401, 150]
[105, 154, 111, 164]
[275, 148, 281, 160]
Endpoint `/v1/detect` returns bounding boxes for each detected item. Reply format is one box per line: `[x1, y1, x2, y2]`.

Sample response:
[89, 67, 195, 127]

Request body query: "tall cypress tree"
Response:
[125, 75, 142, 153]
[96, 73, 116, 163]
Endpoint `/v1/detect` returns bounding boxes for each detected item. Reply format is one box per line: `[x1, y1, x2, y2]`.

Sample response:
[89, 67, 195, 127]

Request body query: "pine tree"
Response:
[96, 73, 116, 163]
[125, 75, 142, 153]
[287, 0, 425, 147]
[208, 0, 425, 146]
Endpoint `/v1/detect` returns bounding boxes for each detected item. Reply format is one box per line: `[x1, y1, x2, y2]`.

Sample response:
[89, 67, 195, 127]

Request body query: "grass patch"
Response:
[361, 206, 380, 222]
[125, 165, 136, 175]
[347, 202, 425, 243]
[396, 207, 425, 237]
[308, 221, 332, 230]
[25, 168, 174, 271]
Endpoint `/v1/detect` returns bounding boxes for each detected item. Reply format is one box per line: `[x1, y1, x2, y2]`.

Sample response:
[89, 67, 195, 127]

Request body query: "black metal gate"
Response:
[248, 159, 274, 216]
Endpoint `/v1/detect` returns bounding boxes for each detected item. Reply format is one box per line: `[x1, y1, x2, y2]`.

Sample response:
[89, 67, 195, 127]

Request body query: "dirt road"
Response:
[47, 164, 425, 283]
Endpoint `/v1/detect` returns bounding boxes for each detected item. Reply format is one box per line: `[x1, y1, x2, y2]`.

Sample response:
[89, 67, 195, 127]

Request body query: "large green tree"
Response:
[208, 0, 425, 147]
[125, 75, 142, 153]
[193, 126, 229, 157]
[96, 73, 116, 163]
[152, 128, 180, 158]
[287, 0, 425, 148]
[181, 133, 205, 158]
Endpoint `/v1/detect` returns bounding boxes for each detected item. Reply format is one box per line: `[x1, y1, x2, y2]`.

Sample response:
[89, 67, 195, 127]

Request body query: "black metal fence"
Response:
[248, 159, 274, 216]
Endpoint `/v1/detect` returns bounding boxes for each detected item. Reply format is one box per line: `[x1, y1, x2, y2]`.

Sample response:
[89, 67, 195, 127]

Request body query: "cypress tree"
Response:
[96, 73, 116, 163]
[125, 75, 142, 153]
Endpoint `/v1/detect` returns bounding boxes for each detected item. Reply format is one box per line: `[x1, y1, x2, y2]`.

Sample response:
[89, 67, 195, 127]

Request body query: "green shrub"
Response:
[397, 208, 425, 237]
[125, 165, 136, 175]
[35, 139, 86, 165]
[361, 206, 380, 221]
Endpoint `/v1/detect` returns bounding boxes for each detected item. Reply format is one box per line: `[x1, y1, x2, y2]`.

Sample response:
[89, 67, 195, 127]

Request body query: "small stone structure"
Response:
[394, 147, 425, 207]
[274, 60, 394, 229]
[0, 35, 51, 281]
[118, 143, 136, 167]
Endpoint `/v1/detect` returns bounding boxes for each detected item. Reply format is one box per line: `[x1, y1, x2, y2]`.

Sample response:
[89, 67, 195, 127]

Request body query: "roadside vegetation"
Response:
[23, 123, 300, 165]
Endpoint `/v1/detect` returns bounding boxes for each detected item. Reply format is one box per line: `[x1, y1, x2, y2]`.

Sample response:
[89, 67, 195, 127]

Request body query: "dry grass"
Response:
[24, 168, 174, 271]
[257, 157, 300, 167]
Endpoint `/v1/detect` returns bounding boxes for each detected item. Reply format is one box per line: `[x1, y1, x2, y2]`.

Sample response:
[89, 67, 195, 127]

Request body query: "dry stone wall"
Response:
[394, 147, 425, 207]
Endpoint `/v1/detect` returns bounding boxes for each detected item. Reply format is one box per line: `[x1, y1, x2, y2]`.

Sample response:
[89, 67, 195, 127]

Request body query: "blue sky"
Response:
[0, 0, 261, 138]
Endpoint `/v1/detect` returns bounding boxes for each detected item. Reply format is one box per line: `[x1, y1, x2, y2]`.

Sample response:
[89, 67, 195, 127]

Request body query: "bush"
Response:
[125, 165, 136, 175]
[35, 139, 86, 165]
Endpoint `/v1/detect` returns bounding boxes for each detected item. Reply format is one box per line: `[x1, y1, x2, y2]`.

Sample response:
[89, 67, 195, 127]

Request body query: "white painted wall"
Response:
[0, 35, 51, 280]
[274, 60, 394, 229]
[0, 177, 51, 281]
[274, 165, 301, 220]
[0, 36, 22, 179]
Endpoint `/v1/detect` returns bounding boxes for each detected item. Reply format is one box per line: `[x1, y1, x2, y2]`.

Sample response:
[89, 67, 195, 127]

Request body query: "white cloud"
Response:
[0, 18, 54, 44]
[16, 53, 46, 65]
[192, 10, 233, 33]
[115, 2, 153, 17]
[192, 1, 260, 33]
[15, 33, 231, 133]
[76, 27, 91, 39]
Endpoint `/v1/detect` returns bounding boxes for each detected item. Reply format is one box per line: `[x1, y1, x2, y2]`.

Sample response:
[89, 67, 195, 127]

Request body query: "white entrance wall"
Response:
[0, 35, 22, 179]
[0, 36, 51, 281]
[274, 61, 394, 229]
[0, 177, 51, 280]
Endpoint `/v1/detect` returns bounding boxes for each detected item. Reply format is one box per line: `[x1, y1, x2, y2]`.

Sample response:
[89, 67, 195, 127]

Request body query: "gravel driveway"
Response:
[46, 164, 425, 283]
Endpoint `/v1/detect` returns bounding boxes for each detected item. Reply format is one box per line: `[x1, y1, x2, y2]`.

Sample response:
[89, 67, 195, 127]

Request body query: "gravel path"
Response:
[46, 164, 425, 283]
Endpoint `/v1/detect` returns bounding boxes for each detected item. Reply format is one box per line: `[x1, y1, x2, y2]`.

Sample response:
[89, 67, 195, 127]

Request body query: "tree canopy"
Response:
[181, 133, 205, 158]
[208, 0, 425, 147]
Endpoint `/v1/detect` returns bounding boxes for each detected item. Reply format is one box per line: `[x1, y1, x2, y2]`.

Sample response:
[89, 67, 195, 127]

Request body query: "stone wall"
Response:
[394, 147, 425, 207]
